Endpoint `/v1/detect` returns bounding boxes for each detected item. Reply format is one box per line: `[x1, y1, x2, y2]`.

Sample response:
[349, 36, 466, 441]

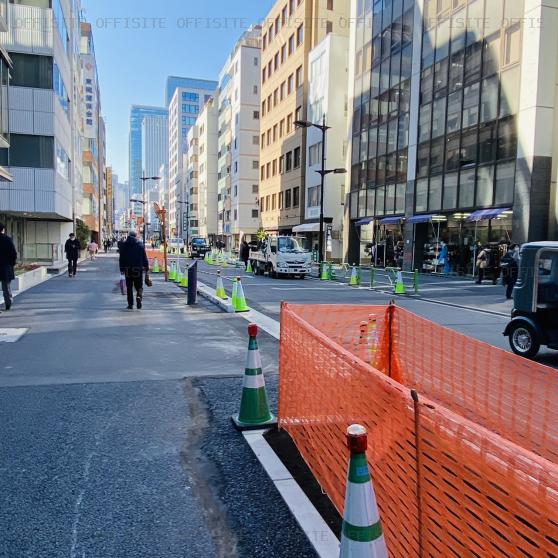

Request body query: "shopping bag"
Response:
[119, 274, 125, 295]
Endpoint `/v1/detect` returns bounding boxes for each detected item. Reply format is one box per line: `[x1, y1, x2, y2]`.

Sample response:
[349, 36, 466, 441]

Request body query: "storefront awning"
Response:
[380, 217, 404, 225]
[407, 214, 434, 224]
[466, 208, 512, 222]
[355, 218, 373, 226]
[292, 222, 321, 233]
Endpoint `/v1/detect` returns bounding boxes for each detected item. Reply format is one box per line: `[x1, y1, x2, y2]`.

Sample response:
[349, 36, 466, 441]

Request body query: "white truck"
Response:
[250, 236, 312, 279]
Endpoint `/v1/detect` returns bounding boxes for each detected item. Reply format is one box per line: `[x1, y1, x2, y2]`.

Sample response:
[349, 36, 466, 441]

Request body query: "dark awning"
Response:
[380, 216, 404, 225]
[466, 208, 512, 222]
[355, 218, 373, 226]
[407, 214, 434, 224]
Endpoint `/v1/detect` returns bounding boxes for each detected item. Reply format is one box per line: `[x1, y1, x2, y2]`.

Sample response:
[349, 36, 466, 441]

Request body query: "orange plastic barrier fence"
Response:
[279, 303, 558, 558]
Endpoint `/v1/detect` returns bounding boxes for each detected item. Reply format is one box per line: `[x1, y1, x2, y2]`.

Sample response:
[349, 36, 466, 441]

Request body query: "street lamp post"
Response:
[295, 116, 346, 263]
[176, 199, 190, 251]
[139, 173, 161, 245]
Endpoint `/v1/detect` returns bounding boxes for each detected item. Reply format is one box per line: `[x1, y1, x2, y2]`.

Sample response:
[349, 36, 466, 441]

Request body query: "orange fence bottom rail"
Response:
[279, 303, 558, 558]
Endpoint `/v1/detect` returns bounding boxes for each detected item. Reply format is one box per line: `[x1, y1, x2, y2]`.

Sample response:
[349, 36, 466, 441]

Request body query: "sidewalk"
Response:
[0, 254, 317, 558]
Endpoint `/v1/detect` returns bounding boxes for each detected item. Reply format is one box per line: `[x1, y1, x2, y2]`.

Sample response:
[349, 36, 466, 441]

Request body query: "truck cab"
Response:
[250, 236, 312, 279]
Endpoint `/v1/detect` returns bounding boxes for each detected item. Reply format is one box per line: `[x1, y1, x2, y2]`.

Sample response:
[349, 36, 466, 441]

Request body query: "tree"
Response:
[76, 219, 90, 249]
[256, 228, 267, 242]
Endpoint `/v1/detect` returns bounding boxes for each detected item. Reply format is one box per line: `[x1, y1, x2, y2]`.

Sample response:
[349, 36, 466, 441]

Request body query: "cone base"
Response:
[231, 414, 277, 431]
[234, 305, 250, 313]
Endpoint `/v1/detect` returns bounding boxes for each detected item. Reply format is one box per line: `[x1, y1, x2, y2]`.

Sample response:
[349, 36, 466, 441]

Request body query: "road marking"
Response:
[243, 430, 340, 558]
[271, 286, 347, 291]
[0, 328, 28, 343]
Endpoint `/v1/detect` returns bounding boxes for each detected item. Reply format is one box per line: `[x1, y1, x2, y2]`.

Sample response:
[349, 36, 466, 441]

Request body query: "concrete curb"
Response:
[197, 281, 235, 313]
[243, 429, 339, 558]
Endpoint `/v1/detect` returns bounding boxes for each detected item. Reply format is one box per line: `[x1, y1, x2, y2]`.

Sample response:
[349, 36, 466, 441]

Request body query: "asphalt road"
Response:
[195, 259, 558, 365]
[0, 254, 316, 558]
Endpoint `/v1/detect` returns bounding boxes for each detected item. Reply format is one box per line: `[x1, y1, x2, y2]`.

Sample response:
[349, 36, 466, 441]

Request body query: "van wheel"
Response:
[508, 322, 540, 359]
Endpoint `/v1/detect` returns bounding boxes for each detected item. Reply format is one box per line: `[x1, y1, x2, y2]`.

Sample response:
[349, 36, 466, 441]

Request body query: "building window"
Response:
[288, 74, 294, 94]
[252, 209, 259, 218]
[287, 114, 293, 133]
[266, 195, 270, 211]
[2, 134, 54, 168]
[53, 63, 70, 117]
[307, 185, 320, 208]
[285, 189, 292, 208]
[279, 155, 284, 174]
[326, 21, 333, 34]
[182, 92, 200, 101]
[279, 119, 285, 137]
[288, 34, 295, 55]
[272, 159, 277, 176]
[308, 142, 322, 166]
[253, 85, 258, 94]
[285, 151, 293, 172]
[252, 184, 259, 194]
[293, 147, 301, 168]
[10, 53, 53, 89]
[279, 191, 283, 209]
[296, 24, 304, 46]
[272, 193, 277, 210]
[253, 111, 260, 119]
[295, 66, 303, 88]
[295, 106, 302, 122]
[293, 186, 300, 207]
[327, 0, 333, 9]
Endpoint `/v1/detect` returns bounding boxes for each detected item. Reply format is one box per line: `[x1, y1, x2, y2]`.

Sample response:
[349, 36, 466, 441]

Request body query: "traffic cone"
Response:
[180, 269, 189, 287]
[394, 271, 406, 295]
[340, 424, 388, 558]
[215, 270, 228, 300]
[329, 262, 336, 280]
[175, 265, 182, 284]
[234, 276, 250, 312]
[152, 258, 160, 274]
[320, 262, 330, 281]
[231, 277, 238, 308]
[349, 265, 360, 287]
[246, 260, 253, 274]
[232, 324, 276, 430]
[169, 261, 176, 281]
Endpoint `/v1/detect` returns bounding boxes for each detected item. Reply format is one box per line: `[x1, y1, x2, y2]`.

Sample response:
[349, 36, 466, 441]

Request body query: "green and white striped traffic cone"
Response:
[169, 261, 176, 281]
[340, 424, 388, 558]
[231, 277, 238, 308]
[232, 324, 276, 430]
[394, 271, 406, 295]
[180, 271, 189, 287]
[349, 264, 360, 287]
[152, 258, 160, 273]
[215, 270, 228, 300]
[234, 276, 250, 313]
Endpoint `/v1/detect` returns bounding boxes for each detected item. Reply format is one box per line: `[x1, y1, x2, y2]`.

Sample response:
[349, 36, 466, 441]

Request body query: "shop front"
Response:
[409, 208, 513, 275]
[355, 216, 405, 268]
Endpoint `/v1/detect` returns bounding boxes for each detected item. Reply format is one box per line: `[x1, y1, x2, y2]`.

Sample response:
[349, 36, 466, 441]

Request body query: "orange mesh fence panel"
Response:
[391, 306, 558, 463]
[279, 304, 420, 558]
[417, 397, 558, 557]
[279, 303, 558, 557]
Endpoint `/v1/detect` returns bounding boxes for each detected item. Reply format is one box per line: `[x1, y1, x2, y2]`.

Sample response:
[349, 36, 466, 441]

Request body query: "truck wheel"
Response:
[508, 322, 540, 359]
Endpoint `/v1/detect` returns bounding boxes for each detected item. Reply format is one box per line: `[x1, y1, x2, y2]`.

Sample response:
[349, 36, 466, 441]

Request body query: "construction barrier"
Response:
[279, 303, 558, 558]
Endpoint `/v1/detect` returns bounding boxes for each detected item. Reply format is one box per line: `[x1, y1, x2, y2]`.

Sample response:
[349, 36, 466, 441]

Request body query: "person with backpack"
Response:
[500, 244, 519, 299]
[64, 233, 81, 278]
[119, 231, 150, 310]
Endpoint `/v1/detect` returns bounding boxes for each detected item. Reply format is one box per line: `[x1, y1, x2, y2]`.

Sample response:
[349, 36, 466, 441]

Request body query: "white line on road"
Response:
[243, 430, 340, 558]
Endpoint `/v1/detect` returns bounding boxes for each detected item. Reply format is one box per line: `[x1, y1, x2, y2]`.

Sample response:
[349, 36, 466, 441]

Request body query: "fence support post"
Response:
[414, 269, 420, 294]
[411, 389, 424, 558]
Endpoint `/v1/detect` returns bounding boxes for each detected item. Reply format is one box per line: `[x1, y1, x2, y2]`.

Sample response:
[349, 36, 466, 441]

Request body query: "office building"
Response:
[347, 0, 558, 272]
[183, 127, 198, 242]
[216, 26, 262, 250]
[141, 111, 168, 181]
[299, 32, 349, 259]
[167, 78, 217, 237]
[106, 166, 113, 237]
[0, 0, 90, 262]
[195, 98, 218, 241]
[129, 105, 167, 200]
[259, 0, 349, 235]
[165, 76, 219, 108]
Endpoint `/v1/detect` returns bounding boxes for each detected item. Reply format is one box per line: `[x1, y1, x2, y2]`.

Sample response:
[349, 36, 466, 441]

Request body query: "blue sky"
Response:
[83, 0, 276, 182]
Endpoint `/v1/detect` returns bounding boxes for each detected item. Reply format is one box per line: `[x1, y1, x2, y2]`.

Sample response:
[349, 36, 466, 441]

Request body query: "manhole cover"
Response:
[0, 328, 28, 343]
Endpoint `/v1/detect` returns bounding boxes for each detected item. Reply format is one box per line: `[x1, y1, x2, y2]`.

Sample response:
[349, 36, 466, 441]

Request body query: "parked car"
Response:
[504, 242, 558, 358]
[190, 237, 210, 258]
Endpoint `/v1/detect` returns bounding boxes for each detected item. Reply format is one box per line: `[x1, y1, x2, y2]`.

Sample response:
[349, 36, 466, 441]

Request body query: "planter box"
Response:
[13, 267, 48, 292]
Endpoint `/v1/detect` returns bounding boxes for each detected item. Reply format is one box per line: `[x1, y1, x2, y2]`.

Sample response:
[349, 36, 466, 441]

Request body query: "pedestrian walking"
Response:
[501, 245, 519, 299]
[119, 231, 149, 310]
[64, 233, 81, 278]
[240, 239, 250, 270]
[0, 223, 17, 311]
[87, 239, 98, 261]
[475, 245, 490, 284]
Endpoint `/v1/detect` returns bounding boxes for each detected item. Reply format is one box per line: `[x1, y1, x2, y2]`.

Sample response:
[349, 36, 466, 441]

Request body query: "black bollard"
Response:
[187, 260, 197, 305]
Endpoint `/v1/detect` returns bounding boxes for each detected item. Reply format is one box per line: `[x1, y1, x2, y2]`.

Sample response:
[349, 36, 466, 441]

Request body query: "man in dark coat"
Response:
[240, 239, 250, 269]
[0, 223, 17, 310]
[119, 231, 149, 310]
[64, 233, 81, 277]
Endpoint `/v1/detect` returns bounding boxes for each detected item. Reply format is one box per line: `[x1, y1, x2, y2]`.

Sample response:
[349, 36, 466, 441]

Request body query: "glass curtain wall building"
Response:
[348, 0, 548, 275]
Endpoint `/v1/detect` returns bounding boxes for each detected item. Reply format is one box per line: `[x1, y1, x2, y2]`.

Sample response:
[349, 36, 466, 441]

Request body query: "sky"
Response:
[83, 0, 276, 183]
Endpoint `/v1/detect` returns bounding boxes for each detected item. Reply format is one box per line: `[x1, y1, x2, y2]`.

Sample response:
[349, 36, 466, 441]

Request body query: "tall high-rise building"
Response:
[167, 78, 217, 237]
[346, 0, 558, 272]
[0, 0, 105, 261]
[259, 0, 349, 235]
[141, 112, 168, 180]
[165, 76, 219, 108]
[129, 105, 168, 200]
[216, 25, 262, 250]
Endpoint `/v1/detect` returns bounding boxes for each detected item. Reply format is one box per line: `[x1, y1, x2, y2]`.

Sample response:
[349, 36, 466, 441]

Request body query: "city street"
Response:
[0, 254, 316, 558]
